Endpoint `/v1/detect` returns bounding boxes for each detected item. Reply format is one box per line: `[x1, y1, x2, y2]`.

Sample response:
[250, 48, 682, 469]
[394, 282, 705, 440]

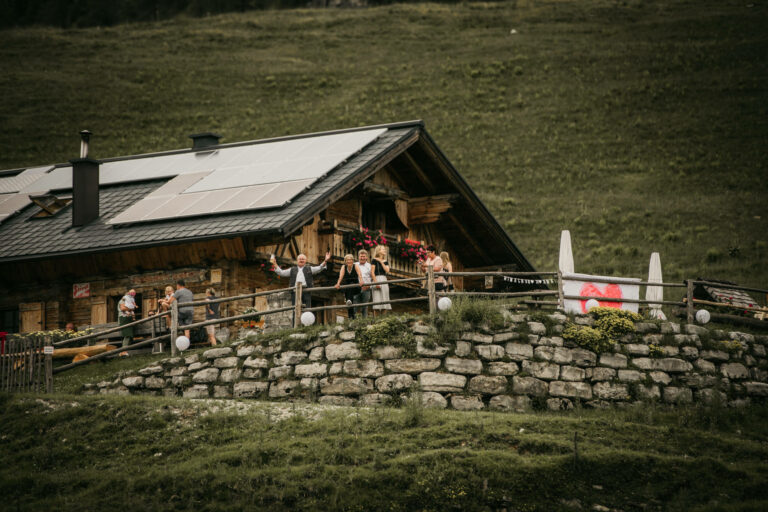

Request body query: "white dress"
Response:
[372, 260, 391, 310]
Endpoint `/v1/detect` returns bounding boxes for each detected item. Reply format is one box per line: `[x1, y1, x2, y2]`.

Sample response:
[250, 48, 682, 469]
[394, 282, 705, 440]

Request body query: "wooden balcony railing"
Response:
[329, 228, 422, 278]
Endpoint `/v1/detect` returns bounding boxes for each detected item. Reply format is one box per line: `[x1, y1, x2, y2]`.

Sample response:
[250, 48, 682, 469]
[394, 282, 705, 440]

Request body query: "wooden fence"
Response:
[1, 335, 52, 393]
[3, 267, 766, 392]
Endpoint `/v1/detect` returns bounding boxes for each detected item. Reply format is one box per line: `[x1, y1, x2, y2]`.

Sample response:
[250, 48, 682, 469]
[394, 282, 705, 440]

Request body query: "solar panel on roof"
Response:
[0, 193, 32, 221]
[184, 128, 385, 194]
[212, 183, 278, 211]
[20, 167, 72, 193]
[146, 171, 211, 198]
[177, 188, 241, 217]
[106, 127, 386, 225]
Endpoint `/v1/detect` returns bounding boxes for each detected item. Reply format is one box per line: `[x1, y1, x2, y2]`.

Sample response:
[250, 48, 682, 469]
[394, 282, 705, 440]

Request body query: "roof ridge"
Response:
[1, 120, 425, 171]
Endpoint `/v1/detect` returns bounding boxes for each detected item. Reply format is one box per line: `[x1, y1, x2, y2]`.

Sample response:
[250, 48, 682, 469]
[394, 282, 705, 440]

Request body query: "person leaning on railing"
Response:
[335, 253, 364, 319]
[353, 249, 376, 317]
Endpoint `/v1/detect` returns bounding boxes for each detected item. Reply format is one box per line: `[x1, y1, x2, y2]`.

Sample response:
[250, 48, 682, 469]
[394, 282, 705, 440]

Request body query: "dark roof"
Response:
[0, 121, 534, 271]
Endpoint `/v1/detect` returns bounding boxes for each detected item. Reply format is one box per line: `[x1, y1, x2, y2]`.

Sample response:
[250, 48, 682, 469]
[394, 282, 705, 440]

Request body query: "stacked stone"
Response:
[83, 314, 768, 411]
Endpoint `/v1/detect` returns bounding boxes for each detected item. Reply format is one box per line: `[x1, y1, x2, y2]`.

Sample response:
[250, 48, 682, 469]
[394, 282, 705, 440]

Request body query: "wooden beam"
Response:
[447, 212, 489, 265]
[361, 181, 409, 200]
[408, 194, 459, 224]
[402, 150, 436, 193]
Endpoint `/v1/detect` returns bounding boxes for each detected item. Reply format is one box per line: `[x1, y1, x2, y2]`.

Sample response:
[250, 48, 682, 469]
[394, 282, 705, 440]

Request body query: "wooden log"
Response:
[557, 271, 565, 310]
[427, 266, 437, 315]
[435, 271, 559, 277]
[294, 282, 303, 328]
[563, 295, 685, 306]
[303, 296, 427, 313]
[171, 301, 179, 357]
[692, 298, 768, 312]
[558, 274, 686, 288]
[52, 344, 118, 360]
[439, 291, 557, 297]
[686, 281, 695, 325]
[45, 337, 53, 394]
[692, 280, 768, 295]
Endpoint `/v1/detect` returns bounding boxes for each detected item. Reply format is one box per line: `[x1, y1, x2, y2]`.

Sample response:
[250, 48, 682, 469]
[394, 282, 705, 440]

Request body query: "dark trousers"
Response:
[291, 291, 312, 309]
[353, 289, 372, 318]
[344, 288, 358, 319]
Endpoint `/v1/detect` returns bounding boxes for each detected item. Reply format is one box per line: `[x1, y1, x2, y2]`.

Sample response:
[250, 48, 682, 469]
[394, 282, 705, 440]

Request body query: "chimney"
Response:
[71, 130, 100, 227]
[189, 132, 222, 150]
[79, 129, 92, 158]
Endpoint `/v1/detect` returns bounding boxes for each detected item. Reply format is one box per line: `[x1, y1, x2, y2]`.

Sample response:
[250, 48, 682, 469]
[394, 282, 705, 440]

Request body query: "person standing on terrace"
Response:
[118, 288, 137, 347]
[335, 254, 363, 319]
[420, 246, 446, 291]
[272, 252, 331, 308]
[353, 249, 376, 317]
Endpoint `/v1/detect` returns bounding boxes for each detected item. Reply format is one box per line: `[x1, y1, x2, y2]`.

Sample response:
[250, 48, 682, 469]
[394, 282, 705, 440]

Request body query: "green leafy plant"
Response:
[356, 315, 415, 356]
[562, 324, 613, 353]
[648, 344, 664, 358]
[564, 307, 643, 353]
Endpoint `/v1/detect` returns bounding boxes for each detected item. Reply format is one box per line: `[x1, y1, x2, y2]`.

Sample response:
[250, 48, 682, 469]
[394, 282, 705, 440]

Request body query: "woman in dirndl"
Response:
[371, 245, 392, 316]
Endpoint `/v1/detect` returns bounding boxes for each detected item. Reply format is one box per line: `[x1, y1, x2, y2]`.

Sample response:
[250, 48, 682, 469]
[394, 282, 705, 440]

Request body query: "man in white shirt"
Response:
[272, 252, 331, 308]
[118, 288, 137, 347]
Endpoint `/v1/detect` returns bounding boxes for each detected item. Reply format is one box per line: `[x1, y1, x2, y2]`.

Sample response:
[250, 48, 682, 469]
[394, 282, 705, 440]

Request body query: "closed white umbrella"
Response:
[646, 252, 666, 320]
[559, 230, 574, 274]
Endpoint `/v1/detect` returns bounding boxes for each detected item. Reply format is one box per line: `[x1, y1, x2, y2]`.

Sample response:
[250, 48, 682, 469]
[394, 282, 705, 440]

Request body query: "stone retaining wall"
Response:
[83, 313, 768, 411]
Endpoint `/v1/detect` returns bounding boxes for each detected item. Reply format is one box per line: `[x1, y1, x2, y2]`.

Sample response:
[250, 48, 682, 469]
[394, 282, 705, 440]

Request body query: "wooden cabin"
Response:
[0, 121, 534, 335]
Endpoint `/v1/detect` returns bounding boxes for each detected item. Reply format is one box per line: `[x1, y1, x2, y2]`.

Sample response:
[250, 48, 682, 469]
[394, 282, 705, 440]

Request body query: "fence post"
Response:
[427, 266, 437, 315]
[44, 335, 53, 394]
[557, 270, 565, 311]
[171, 301, 179, 356]
[294, 282, 303, 328]
[686, 280, 695, 325]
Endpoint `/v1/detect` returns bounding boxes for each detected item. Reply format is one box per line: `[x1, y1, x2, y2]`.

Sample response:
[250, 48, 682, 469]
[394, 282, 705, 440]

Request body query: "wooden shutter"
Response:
[90, 296, 107, 325]
[19, 302, 43, 333]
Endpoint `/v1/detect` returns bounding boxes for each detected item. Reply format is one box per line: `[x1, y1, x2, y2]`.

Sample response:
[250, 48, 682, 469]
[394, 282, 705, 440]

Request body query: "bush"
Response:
[433, 298, 505, 341]
[356, 316, 415, 355]
[562, 324, 612, 353]
[589, 307, 641, 323]
[595, 315, 635, 339]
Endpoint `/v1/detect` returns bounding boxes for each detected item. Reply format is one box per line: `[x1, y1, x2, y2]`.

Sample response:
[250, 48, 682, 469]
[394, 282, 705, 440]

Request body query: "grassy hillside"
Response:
[0, 0, 766, 289]
[2, 392, 768, 511]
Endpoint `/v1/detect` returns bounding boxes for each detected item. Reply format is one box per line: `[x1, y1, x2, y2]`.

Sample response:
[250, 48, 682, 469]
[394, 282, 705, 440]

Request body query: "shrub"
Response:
[357, 316, 415, 356]
[433, 298, 505, 340]
[595, 315, 635, 339]
[562, 324, 612, 353]
[589, 307, 641, 323]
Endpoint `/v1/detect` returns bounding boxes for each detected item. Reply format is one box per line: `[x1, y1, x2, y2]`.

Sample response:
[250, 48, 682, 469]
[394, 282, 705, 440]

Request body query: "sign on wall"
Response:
[562, 273, 640, 314]
[73, 283, 90, 299]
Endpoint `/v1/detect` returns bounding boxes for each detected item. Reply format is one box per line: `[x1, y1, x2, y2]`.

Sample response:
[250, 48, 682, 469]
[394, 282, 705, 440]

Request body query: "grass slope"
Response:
[1, 393, 768, 511]
[0, 0, 766, 288]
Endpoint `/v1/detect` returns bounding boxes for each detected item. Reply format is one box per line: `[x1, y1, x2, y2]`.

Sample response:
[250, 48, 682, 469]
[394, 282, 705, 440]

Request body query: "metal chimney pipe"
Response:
[79, 130, 92, 158]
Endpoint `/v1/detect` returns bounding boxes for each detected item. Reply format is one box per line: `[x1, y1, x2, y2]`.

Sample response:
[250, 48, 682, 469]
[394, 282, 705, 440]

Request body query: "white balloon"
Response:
[437, 297, 452, 311]
[301, 311, 316, 326]
[585, 299, 600, 312]
[695, 309, 711, 324]
[175, 335, 190, 351]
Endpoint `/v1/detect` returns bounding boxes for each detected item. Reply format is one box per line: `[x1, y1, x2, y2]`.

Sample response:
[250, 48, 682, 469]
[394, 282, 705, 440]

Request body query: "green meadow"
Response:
[2, 392, 768, 511]
[0, 0, 766, 285]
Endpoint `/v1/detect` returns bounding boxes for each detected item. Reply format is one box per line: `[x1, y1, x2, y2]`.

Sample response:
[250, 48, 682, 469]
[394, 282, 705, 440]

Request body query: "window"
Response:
[0, 308, 20, 334]
[30, 194, 72, 218]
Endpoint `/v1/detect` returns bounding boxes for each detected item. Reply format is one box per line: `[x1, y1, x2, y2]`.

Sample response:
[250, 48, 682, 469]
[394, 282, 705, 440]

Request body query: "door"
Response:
[91, 296, 107, 325]
[19, 302, 43, 333]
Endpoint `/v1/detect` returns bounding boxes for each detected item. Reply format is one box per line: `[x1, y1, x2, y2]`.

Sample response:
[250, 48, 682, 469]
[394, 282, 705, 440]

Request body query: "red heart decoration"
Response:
[580, 283, 623, 313]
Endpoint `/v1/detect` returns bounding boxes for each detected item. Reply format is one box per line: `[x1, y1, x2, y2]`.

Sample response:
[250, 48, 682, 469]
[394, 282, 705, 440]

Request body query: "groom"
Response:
[272, 252, 331, 308]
